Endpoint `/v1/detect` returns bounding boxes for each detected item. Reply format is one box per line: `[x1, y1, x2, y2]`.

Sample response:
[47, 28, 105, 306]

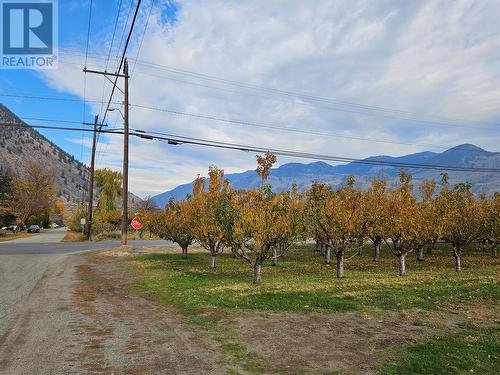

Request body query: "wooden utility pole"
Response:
[85, 114, 99, 240]
[82, 64, 130, 247]
[121, 58, 129, 246]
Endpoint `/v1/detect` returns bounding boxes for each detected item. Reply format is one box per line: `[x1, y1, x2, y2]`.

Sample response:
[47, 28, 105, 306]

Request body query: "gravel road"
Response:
[0, 235, 222, 374]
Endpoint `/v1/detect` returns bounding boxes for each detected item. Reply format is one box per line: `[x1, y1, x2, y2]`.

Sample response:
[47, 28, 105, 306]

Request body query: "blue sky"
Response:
[1, 0, 499, 196]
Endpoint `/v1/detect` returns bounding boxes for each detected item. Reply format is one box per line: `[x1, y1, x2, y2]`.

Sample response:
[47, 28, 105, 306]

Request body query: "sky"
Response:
[1, 0, 499, 197]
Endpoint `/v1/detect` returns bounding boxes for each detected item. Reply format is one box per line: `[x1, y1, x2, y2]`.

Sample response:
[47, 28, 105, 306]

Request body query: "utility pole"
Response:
[82, 64, 130, 248]
[121, 58, 129, 246]
[85, 114, 99, 240]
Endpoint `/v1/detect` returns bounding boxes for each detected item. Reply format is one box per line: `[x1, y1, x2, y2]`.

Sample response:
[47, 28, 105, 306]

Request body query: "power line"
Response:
[105, 0, 123, 71]
[57, 50, 499, 131]
[1, 121, 498, 174]
[99, 0, 124, 119]
[0, 92, 121, 105]
[131, 0, 154, 76]
[82, 0, 93, 169]
[84, 0, 93, 68]
[130, 61, 499, 129]
[101, 0, 142, 126]
[130, 104, 496, 153]
[3, 91, 497, 153]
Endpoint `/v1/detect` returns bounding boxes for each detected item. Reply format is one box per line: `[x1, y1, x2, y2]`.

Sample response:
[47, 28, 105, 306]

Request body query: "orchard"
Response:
[148, 153, 499, 284]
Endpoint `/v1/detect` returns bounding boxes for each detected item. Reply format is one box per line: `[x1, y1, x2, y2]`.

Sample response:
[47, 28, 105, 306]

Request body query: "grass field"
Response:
[125, 243, 499, 374]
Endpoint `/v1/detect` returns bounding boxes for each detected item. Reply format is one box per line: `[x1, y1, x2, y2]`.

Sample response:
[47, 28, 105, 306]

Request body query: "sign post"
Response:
[80, 218, 86, 234]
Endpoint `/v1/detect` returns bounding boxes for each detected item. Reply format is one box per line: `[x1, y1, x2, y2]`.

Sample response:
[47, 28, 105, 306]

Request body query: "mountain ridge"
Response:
[152, 143, 500, 207]
[0, 104, 142, 209]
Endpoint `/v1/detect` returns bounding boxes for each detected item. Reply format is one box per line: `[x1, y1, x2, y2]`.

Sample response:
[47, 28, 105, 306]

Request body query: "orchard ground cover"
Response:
[119, 242, 499, 374]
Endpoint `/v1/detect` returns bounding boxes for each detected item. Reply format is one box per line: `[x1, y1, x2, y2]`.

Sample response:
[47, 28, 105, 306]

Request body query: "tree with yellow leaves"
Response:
[383, 171, 426, 276]
[189, 166, 237, 269]
[306, 178, 366, 278]
[12, 163, 56, 228]
[231, 184, 304, 284]
[416, 179, 441, 261]
[150, 198, 194, 259]
[476, 193, 499, 258]
[437, 181, 479, 272]
[364, 179, 389, 262]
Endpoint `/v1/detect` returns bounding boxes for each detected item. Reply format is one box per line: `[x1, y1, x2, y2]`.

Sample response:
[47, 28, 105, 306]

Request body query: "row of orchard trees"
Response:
[147, 153, 499, 284]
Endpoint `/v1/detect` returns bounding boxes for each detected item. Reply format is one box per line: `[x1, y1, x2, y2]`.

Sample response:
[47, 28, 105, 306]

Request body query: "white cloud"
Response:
[44, 0, 500, 197]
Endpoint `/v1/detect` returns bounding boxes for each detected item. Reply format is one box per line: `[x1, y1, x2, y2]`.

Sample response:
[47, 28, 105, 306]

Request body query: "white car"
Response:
[50, 223, 59, 229]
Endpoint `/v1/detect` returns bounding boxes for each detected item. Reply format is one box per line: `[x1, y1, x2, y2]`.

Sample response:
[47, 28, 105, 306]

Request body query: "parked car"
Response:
[50, 223, 59, 229]
[27, 225, 40, 233]
[1, 227, 8, 230]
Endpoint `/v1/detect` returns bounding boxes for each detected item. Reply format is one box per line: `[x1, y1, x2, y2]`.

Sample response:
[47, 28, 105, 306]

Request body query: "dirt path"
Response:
[0, 251, 227, 375]
[70, 252, 224, 374]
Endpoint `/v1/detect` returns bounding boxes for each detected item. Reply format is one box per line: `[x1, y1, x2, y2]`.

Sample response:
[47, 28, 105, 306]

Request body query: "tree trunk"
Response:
[182, 245, 188, 259]
[491, 244, 497, 259]
[319, 243, 325, 256]
[272, 247, 278, 266]
[357, 240, 363, 255]
[453, 245, 461, 272]
[325, 246, 331, 264]
[373, 241, 381, 262]
[417, 246, 424, 261]
[336, 252, 345, 278]
[210, 254, 216, 269]
[315, 241, 320, 253]
[398, 254, 407, 276]
[426, 240, 435, 255]
[253, 261, 262, 284]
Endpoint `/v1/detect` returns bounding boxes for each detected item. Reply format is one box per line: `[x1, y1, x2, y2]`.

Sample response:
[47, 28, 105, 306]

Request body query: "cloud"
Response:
[43, 0, 500, 196]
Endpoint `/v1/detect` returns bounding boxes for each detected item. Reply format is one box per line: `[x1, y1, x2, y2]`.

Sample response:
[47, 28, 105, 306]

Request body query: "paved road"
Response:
[0, 233, 170, 373]
[3, 227, 68, 244]
[0, 228, 171, 255]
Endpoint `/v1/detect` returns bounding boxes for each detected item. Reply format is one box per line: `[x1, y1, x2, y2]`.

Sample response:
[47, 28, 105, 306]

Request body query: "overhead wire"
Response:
[56, 50, 499, 131]
[2, 91, 497, 153]
[100, 0, 142, 126]
[1, 121, 499, 174]
[81, 0, 94, 165]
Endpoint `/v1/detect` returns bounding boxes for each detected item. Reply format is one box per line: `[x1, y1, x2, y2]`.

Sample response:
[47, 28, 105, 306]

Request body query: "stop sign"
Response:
[131, 217, 143, 230]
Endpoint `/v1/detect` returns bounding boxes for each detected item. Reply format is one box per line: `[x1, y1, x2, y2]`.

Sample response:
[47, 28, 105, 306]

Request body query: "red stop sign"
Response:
[131, 217, 143, 230]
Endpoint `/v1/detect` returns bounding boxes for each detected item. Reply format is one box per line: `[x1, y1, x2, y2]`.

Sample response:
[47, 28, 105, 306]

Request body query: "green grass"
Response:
[127, 243, 499, 320]
[381, 326, 499, 374]
[123, 243, 499, 374]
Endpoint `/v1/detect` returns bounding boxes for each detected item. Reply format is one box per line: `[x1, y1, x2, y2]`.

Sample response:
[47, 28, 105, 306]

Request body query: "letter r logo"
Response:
[2, 2, 53, 55]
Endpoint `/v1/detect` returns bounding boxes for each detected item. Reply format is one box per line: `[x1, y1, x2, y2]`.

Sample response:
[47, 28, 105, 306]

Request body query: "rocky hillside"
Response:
[152, 144, 500, 206]
[0, 104, 141, 209]
[0, 104, 91, 207]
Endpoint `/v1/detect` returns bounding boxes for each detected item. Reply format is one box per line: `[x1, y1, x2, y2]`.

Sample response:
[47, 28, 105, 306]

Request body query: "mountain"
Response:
[152, 144, 500, 207]
[0, 104, 142, 209]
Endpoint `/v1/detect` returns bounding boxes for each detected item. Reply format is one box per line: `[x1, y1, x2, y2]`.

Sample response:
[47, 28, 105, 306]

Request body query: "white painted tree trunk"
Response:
[325, 247, 331, 264]
[272, 247, 278, 266]
[398, 254, 407, 276]
[210, 255, 216, 269]
[253, 262, 262, 284]
[453, 246, 461, 272]
[373, 242, 381, 262]
[336, 253, 344, 278]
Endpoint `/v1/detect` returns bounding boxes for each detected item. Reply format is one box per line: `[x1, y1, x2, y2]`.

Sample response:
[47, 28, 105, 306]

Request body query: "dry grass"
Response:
[0, 231, 33, 242]
[62, 231, 86, 242]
